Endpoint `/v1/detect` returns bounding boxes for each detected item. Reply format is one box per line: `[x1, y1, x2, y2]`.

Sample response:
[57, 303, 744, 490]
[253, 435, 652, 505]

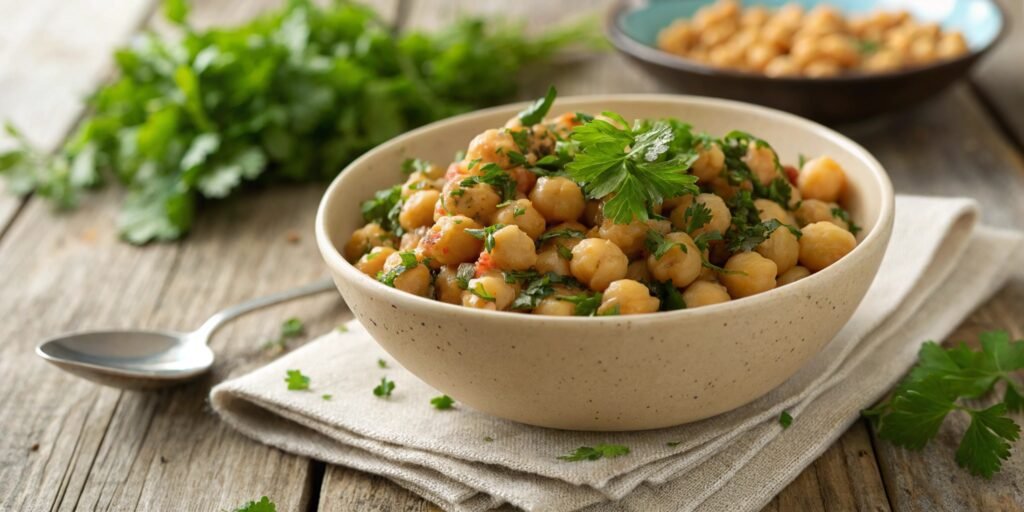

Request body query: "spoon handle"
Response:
[192, 277, 338, 342]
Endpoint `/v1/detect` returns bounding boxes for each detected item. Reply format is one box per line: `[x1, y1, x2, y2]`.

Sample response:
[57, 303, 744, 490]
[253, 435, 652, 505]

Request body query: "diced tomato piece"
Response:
[474, 252, 495, 277]
[784, 165, 799, 186]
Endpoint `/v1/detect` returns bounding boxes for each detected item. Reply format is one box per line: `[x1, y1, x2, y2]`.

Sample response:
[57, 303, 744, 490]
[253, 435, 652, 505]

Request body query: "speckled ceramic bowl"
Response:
[316, 95, 894, 431]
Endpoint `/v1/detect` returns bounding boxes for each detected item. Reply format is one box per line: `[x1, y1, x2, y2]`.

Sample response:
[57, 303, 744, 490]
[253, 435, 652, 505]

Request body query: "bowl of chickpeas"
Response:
[607, 0, 1005, 123]
[316, 93, 894, 430]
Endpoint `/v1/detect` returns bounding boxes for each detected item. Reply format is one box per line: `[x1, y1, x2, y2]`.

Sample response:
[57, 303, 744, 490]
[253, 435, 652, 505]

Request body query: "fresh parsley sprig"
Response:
[864, 331, 1024, 478]
[518, 86, 557, 125]
[465, 224, 506, 252]
[373, 377, 396, 398]
[566, 117, 699, 224]
[231, 496, 276, 512]
[557, 443, 630, 462]
[460, 163, 517, 201]
[285, 370, 311, 391]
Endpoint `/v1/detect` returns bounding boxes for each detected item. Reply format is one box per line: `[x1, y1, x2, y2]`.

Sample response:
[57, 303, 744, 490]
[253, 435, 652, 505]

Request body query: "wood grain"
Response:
[973, 0, 1024, 149]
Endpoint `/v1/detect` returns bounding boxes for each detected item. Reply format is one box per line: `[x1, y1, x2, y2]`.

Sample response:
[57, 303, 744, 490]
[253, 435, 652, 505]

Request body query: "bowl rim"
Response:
[316, 93, 895, 323]
[604, 0, 1008, 84]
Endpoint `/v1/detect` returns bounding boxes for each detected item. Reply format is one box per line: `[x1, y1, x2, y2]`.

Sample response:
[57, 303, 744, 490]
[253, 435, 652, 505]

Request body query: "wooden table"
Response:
[1, 1, 1022, 510]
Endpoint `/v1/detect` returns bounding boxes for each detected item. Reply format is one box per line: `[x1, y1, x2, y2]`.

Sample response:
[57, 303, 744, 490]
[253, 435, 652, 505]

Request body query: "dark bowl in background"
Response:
[606, 0, 1007, 124]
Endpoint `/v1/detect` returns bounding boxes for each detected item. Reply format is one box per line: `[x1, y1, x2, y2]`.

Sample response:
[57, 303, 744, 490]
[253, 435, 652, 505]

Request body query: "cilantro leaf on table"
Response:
[518, 86, 557, 125]
[373, 377, 396, 398]
[0, 2, 599, 244]
[285, 370, 310, 391]
[232, 496, 276, 512]
[865, 331, 1024, 478]
[377, 358, 388, 369]
[431, 395, 455, 410]
[557, 443, 630, 462]
[566, 117, 699, 224]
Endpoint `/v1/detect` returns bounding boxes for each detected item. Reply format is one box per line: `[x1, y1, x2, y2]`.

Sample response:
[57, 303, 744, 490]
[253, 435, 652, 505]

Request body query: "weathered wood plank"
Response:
[319, 467, 443, 512]
[973, 0, 1024, 149]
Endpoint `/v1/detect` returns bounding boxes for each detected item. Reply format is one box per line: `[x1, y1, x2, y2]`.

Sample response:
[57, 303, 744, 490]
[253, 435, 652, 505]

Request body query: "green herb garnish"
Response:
[557, 292, 603, 316]
[465, 224, 506, 252]
[518, 86, 558, 125]
[460, 163, 517, 201]
[232, 496, 276, 512]
[455, 263, 477, 290]
[285, 370, 310, 391]
[377, 251, 418, 287]
[538, 227, 585, 243]
[779, 411, 793, 429]
[431, 395, 455, 410]
[645, 229, 688, 260]
[470, 282, 496, 302]
[373, 377, 396, 398]
[377, 358, 388, 369]
[831, 207, 862, 236]
[557, 443, 630, 461]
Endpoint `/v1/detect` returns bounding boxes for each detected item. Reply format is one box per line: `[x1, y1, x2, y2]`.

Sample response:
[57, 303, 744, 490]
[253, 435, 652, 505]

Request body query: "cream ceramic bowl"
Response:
[316, 95, 894, 431]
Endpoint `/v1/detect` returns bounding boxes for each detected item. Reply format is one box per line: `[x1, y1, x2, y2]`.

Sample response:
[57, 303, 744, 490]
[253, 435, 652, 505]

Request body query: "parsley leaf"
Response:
[566, 117, 699, 224]
[377, 358, 388, 369]
[361, 185, 404, 234]
[557, 292, 603, 316]
[648, 280, 685, 311]
[779, 411, 793, 429]
[377, 251, 418, 287]
[455, 263, 477, 290]
[866, 331, 1024, 478]
[460, 163, 517, 201]
[470, 282, 496, 302]
[510, 272, 579, 310]
[538, 227, 585, 243]
[557, 443, 630, 461]
[556, 244, 574, 261]
[465, 224, 506, 252]
[232, 496, 276, 512]
[518, 86, 558, 125]
[373, 377, 395, 398]
[682, 201, 713, 234]
[281, 317, 303, 338]
[831, 207, 862, 236]
[431, 395, 455, 410]
[645, 229, 687, 259]
[401, 158, 432, 175]
[322, 394, 333, 401]
[285, 370, 310, 391]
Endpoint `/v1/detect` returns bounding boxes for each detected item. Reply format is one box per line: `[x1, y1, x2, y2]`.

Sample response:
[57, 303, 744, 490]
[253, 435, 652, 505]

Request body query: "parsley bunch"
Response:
[865, 331, 1024, 478]
[0, 0, 600, 244]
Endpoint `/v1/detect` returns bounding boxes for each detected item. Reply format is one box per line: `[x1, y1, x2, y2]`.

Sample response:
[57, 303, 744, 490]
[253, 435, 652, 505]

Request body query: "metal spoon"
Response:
[35, 278, 338, 389]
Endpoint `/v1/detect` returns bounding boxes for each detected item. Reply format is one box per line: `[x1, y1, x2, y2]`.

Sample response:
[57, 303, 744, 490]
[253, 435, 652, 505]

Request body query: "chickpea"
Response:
[741, 6, 770, 28]
[754, 198, 795, 224]
[648, 218, 672, 235]
[355, 246, 396, 277]
[662, 193, 692, 212]
[700, 20, 739, 49]
[746, 42, 780, 70]
[401, 171, 439, 199]
[466, 129, 518, 169]
[599, 279, 660, 315]
[697, 264, 719, 282]
[399, 190, 440, 231]
[692, 143, 725, 183]
[743, 141, 780, 186]
[646, 232, 702, 288]
[862, 48, 903, 72]
[626, 260, 652, 282]
[658, 20, 696, 55]
[400, 226, 428, 251]
[435, 265, 464, 304]
[794, 199, 848, 229]
[570, 238, 629, 291]
[508, 166, 538, 197]
[720, 251, 777, 298]
[462, 273, 517, 310]
[804, 58, 842, 78]
[535, 245, 571, 276]
[790, 36, 821, 67]
[936, 32, 968, 59]
[672, 193, 730, 236]
[529, 176, 585, 223]
[777, 265, 811, 287]
[761, 22, 797, 52]
[682, 280, 731, 308]
[597, 218, 649, 258]
[756, 225, 799, 274]
[773, 4, 805, 28]
[488, 225, 537, 271]
[798, 156, 846, 202]
[819, 34, 860, 67]
[440, 180, 501, 223]
[708, 43, 745, 68]
[344, 223, 395, 262]
[418, 215, 483, 265]
[534, 295, 577, 316]
[798, 221, 857, 272]
[382, 252, 432, 297]
[907, 35, 936, 64]
[491, 199, 546, 240]
[764, 55, 801, 77]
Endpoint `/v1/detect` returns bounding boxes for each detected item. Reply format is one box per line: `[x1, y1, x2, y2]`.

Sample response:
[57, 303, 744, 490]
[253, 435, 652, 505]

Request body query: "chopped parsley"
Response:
[649, 280, 685, 311]
[322, 394, 333, 401]
[831, 207, 862, 236]
[864, 331, 1024, 478]
[470, 282, 496, 302]
[510, 272, 578, 310]
[503, 269, 539, 284]
[232, 496, 276, 512]
[556, 244, 574, 261]
[645, 229, 688, 259]
[518, 85, 557, 125]
[455, 263, 476, 289]
[373, 377, 396, 398]
[377, 251, 418, 287]
[431, 395, 455, 410]
[538, 227, 585, 243]
[724, 191, 800, 252]
[512, 204, 527, 217]
[557, 292, 603, 316]
[682, 200, 713, 234]
[460, 163, 517, 201]
[377, 358, 388, 369]
[566, 116, 699, 224]
[779, 411, 793, 429]
[401, 158, 432, 175]
[336, 324, 349, 333]
[285, 370, 310, 391]
[557, 443, 630, 461]
[264, 317, 305, 350]
[361, 185, 403, 234]
[465, 224, 506, 252]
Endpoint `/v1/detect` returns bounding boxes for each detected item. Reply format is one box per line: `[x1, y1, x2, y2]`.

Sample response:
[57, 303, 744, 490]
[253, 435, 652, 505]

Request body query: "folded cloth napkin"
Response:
[212, 195, 1023, 512]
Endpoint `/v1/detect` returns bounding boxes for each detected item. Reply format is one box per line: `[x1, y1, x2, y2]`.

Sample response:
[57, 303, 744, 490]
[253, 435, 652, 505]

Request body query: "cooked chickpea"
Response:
[682, 280, 731, 308]
[382, 252, 431, 297]
[720, 251, 778, 298]
[399, 190, 440, 231]
[626, 260, 652, 282]
[355, 246, 396, 276]
[798, 156, 846, 202]
[658, 20, 696, 54]
[534, 295, 577, 316]
[535, 245, 571, 276]
[798, 221, 857, 271]
[597, 218, 649, 258]
[570, 238, 629, 291]
[803, 58, 842, 78]
[647, 232, 702, 288]
[692, 143, 725, 183]
[819, 34, 860, 67]
[743, 141, 780, 186]
[756, 225, 799, 274]
[794, 198, 846, 229]
[777, 265, 811, 286]
[764, 55, 801, 77]
[440, 180, 501, 223]
[435, 265, 464, 304]
[488, 225, 537, 271]
[491, 199, 546, 240]
[862, 48, 903, 72]
[401, 171, 438, 198]
[466, 129, 518, 169]
[418, 215, 483, 265]
[599, 279, 660, 315]
[754, 198, 795, 224]
[746, 42, 781, 70]
[936, 32, 968, 59]
[344, 223, 395, 262]
[508, 166, 538, 196]
[400, 226, 428, 251]
[530, 177, 585, 223]
[462, 273, 517, 310]
[672, 193, 731, 236]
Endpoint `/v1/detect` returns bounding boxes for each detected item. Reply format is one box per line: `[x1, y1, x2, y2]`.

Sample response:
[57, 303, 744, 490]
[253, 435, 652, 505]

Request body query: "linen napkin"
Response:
[211, 195, 1023, 512]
